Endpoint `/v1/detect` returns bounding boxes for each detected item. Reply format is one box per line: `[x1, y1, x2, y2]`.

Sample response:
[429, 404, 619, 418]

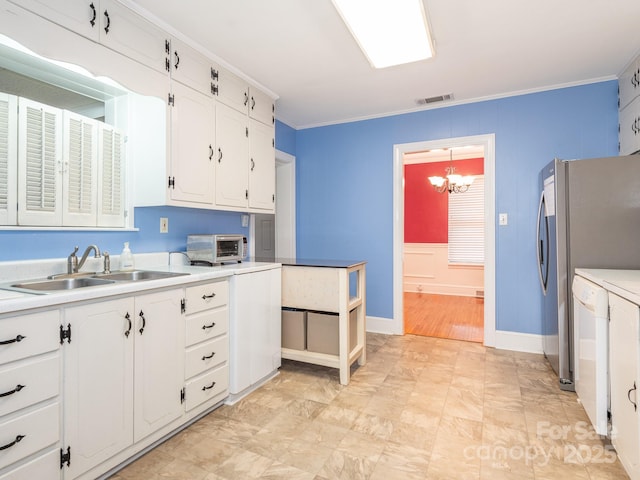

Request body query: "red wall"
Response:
[404, 157, 484, 243]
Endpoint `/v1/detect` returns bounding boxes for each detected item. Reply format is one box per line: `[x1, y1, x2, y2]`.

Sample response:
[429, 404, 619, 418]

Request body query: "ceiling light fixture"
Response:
[331, 0, 434, 69]
[428, 149, 475, 194]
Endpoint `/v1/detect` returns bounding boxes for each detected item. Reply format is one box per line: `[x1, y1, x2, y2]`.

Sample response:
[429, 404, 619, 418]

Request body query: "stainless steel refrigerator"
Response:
[537, 155, 640, 390]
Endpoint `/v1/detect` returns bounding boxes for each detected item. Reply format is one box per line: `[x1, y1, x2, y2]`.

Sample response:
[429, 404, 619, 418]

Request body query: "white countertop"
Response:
[575, 268, 640, 305]
[0, 253, 280, 315]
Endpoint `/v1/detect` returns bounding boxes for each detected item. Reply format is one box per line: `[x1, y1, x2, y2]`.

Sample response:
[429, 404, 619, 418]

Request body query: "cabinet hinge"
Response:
[60, 446, 71, 469]
[168, 93, 175, 106]
[245, 189, 249, 200]
[181, 298, 186, 314]
[60, 324, 71, 344]
[272, 138, 275, 148]
[211, 83, 219, 96]
[272, 115, 275, 125]
[272, 194, 275, 203]
[246, 127, 249, 137]
[180, 387, 186, 404]
[165, 39, 171, 55]
[165, 58, 170, 72]
[168, 176, 175, 189]
[211, 68, 219, 81]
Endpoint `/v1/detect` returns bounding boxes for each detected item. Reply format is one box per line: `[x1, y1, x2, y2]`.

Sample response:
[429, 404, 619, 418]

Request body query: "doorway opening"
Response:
[403, 146, 485, 342]
[392, 134, 496, 346]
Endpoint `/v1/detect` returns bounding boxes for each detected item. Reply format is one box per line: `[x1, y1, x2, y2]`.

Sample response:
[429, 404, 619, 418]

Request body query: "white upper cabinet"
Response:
[249, 87, 275, 127]
[168, 82, 215, 205]
[63, 110, 98, 227]
[10, 0, 168, 75]
[0, 93, 17, 225]
[213, 65, 249, 115]
[168, 37, 214, 96]
[248, 119, 275, 210]
[17, 98, 63, 226]
[620, 56, 640, 111]
[215, 103, 249, 209]
[619, 96, 640, 156]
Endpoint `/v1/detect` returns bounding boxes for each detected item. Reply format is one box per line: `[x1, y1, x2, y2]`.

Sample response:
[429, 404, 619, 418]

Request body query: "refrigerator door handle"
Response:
[536, 190, 549, 294]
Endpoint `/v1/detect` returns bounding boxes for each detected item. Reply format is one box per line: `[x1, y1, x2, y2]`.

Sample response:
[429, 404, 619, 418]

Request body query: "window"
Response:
[448, 175, 484, 264]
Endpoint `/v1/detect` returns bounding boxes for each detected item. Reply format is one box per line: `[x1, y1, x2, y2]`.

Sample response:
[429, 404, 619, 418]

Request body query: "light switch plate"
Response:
[499, 213, 508, 226]
[241, 214, 249, 227]
[160, 217, 169, 233]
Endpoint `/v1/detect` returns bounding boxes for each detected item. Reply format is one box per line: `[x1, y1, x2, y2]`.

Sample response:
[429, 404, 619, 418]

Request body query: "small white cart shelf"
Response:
[280, 260, 366, 385]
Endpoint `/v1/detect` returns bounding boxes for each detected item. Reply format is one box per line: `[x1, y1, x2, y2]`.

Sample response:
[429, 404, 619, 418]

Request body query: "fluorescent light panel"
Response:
[332, 0, 434, 69]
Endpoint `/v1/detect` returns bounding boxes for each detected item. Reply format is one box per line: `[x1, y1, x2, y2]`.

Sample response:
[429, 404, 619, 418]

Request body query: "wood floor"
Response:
[404, 292, 484, 343]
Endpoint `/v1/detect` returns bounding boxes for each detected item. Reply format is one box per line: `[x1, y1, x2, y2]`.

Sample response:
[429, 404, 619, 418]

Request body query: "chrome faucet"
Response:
[67, 245, 101, 274]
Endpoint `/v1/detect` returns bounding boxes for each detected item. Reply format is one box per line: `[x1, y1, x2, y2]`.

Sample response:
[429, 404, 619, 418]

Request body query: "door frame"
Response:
[392, 134, 496, 346]
[275, 149, 296, 259]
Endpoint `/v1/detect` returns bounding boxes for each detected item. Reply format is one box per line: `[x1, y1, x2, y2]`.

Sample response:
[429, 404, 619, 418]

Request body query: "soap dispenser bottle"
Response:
[120, 242, 135, 271]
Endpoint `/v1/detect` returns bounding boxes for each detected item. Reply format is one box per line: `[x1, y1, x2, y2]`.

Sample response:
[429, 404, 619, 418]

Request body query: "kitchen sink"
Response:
[93, 270, 189, 282]
[10, 277, 116, 292]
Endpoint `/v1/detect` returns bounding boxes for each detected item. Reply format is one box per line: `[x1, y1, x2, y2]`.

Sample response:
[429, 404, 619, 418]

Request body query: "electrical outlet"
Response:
[499, 213, 508, 226]
[160, 217, 169, 233]
[241, 214, 249, 227]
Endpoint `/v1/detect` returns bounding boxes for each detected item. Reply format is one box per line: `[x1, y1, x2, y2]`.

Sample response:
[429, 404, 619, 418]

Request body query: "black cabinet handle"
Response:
[628, 382, 637, 412]
[251, 96, 255, 110]
[89, 2, 97, 27]
[218, 148, 223, 163]
[201, 322, 216, 330]
[0, 335, 26, 345]
[124, 312, 132, 338]
[0, 435, 25, 451]
[244, 92, 249, 106]
[209, 145, 214, 160]
[250, 158, 255, 171]
[201, 382, 216, 391]
[174, 51, 180, 69]
[138, 310, 146, 335]
[202, 293, 216, 299]
[103, 10, 110, 34]
[0, 384, 25, 398]
[202, 352, 216, 360]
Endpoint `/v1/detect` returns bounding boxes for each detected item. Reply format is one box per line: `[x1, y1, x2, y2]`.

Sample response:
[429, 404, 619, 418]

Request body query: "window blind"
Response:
[448, 175, 484, 264]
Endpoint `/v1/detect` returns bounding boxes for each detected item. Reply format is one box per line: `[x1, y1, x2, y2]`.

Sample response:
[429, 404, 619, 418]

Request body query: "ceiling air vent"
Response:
[417, 93, 453, 105]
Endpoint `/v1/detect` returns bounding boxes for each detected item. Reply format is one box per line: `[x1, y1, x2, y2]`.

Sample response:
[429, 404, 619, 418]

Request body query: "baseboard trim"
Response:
[494, 330, 543, 354]
[366, 316, 401, 335]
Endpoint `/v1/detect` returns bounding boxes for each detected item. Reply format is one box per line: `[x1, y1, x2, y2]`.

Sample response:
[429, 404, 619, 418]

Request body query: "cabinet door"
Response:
[8, 0, 100, 41]
[620, 58, 640, 111]
[214, 64, 249, 114]
[248, 119, 275, 211]
[0, 93, 17, 225]
[97, 124, 125, 226]
[248, 87, 275, 127]
[133, 289, 185, 442]
[619, 97, 640, 156]
[215, 103, 249, 208]
[169, 82, 215, 205]
[98, 0, 168, 75]
[17, 97, 63, 226]
[62, 110, 98, 226]
[170, 38, 213, 96]
[63, 297, 134, 480]
[609, 292, 640, 476]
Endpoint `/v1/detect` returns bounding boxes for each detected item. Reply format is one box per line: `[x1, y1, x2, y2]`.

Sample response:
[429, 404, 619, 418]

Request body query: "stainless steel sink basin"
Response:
[11, 277, 116, 291]
[93, 270, 189, 282]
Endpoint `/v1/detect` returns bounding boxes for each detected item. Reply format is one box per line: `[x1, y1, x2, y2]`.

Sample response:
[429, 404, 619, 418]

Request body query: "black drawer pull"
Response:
[202, 293, 216, 299]
[202, 352, 216, 360]
[0, 435, 25, 451]
[0, 384, 25, 398]
[202, 322, 216, 330]
[202, 382, 216, 391]
[0, 335, 26, 345]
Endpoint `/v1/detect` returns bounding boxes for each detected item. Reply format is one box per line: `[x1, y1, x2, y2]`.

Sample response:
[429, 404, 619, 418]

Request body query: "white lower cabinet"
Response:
[229, 268, 281, 397]
[0, 309, 61, 480]
[61, 288, 185, 480]
[609, 292, 640, 480]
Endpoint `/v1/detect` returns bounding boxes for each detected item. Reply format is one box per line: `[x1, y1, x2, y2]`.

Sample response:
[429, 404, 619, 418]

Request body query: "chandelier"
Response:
[428, 149, 475, 193]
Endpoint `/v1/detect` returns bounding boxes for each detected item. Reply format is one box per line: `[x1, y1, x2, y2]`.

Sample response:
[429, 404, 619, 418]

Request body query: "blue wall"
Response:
[0, 207, 248, 262]
[294, 81, 619, 334]
[275, 119, 296, 156]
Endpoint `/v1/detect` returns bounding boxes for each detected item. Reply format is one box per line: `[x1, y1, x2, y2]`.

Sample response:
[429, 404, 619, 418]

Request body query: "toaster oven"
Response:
[186, 234, 246, 265]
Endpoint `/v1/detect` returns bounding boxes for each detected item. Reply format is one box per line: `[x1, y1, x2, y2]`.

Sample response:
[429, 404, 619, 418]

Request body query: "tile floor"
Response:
[110, 334, 629, 480]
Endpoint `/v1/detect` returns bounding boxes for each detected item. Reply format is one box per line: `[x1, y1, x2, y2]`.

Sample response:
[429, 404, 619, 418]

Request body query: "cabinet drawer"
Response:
[0, 355, 59, 417]
[185, 281, 228, 314]
[0, 311, 59, 366]
[0, 448, 58, 480]
[0, 403, 59, 470]
[185, 308, 229, 346]
[185, 336, 228, 379]
[184, 365, 228, 411]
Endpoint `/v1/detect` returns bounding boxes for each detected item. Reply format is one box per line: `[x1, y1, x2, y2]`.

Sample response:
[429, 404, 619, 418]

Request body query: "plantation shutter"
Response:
[98, 126, 125, 227]
[448, 175, 484, 264]
[0, 93, 17, 225]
